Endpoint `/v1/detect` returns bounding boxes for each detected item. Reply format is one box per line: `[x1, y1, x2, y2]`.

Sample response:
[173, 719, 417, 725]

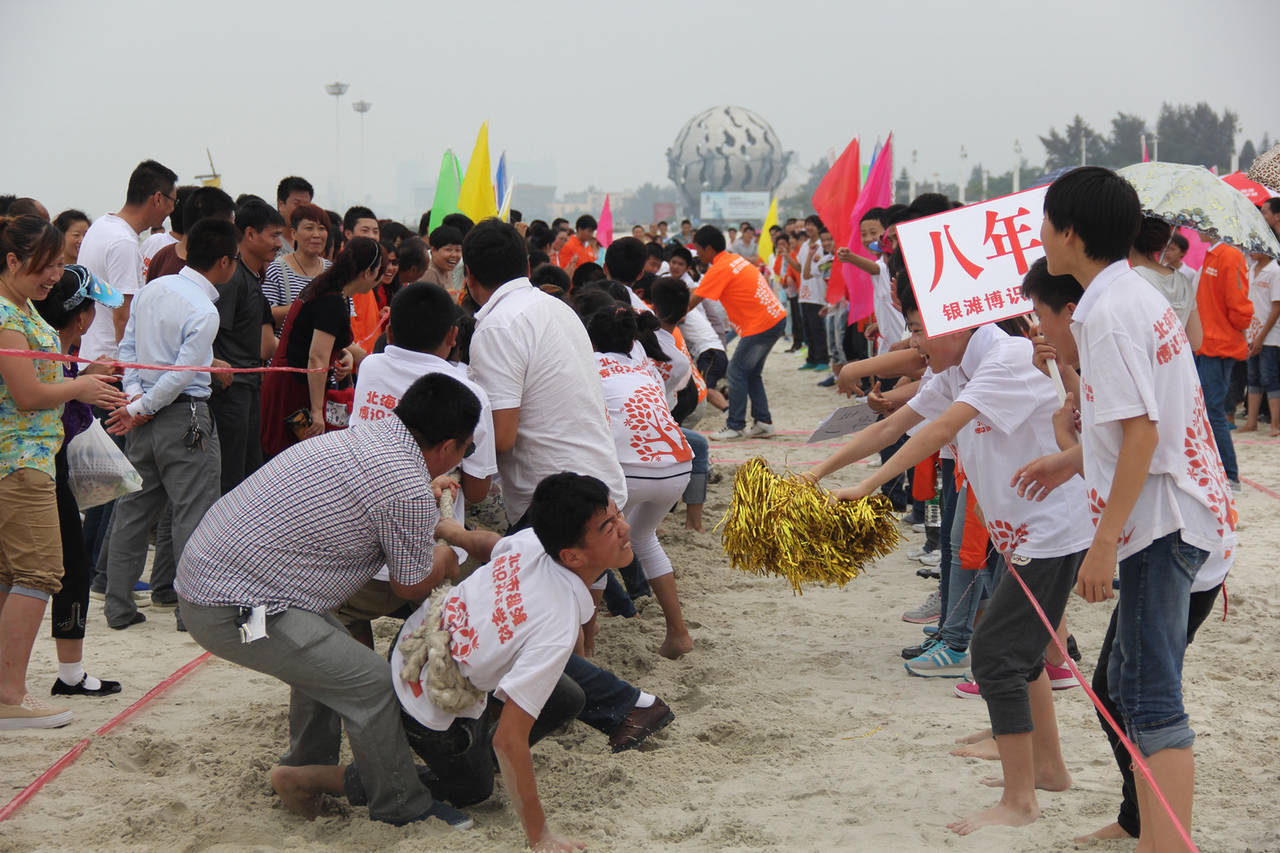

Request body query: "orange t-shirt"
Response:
[349, 290, 383, 349]
[672, 326, 707, 403]
[558, 234, 596, 269]
[1195, 243, 1252, 360]
[695, 252, 787, 337]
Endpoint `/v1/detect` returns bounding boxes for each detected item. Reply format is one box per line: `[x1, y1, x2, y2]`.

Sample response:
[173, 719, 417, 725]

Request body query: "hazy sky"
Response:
[5, 0, 1277, 221]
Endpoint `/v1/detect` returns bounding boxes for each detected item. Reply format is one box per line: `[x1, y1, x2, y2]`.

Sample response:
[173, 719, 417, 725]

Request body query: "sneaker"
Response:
[922, 624, 938, 636]
[150, 595, 178, 610]
[1229, 479, 1243, 493]
[108, 611, 147, 630]
[906, 644, 969, 677]
[917, 551, 941, 567]
[0, 693, 73, 730]
[912, 522, 926, 533]
[90, 589, 150, 606]
[902, 590, 941, 624]
[709, 427, 746, 441]
[954, 678, 983, 700]
[423, 800, 474, 830]
[906, 545, 934, 560]
[744, 421, 776, 438]
[1045, 662, 1078, 690]
[900, 633, 945, 660]
[817, 375, 836, 387]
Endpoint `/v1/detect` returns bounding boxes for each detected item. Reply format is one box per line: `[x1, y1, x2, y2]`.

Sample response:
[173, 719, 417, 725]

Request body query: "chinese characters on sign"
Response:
[894, 185, 1050, 337]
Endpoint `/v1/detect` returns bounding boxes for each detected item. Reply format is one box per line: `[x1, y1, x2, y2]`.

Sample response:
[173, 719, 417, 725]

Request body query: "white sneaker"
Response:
[709, 427, 746, 441]
[907, 545, 934, 560]
[917, 551, 942, 567]
[0, 693, 73, 730]
[744, 421, 776, 438]
[902, 590, 941, 623]
[912, 522, 926, 533]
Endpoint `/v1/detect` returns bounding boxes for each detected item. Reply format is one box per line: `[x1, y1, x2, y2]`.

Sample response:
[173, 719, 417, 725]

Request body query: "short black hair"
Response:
[1263, 198, 1280, 216]
[528, 473, 611, 564]
[668, 245, 694, 266]
[860, 206, 885, 224]
[571, 262, 605, 290]
[389, 282, 463, 353]
[645, 242, 665, 260]
[649, 276, 690, 325]
[276, 176, 314, 204]
[575, 214, 598, 231]
[895, 266, 918, 316]
[381, 220, 410, 245]
[1132, 216, 1173, 256]
[235, 198, 285, 234]
[396, 237, 428, 272]
[528, 249, 550, 268]
[343, 205, 377, 233]
[185, 218, 241, 271]
[428, 225, 464, 250]
[1169, 232, 1189, 252]
[1019, 256, 1083, 313]
[909, 193, 952, 217]
[692, 225, 725, 253]
[125, 159, 178, 206]
[508, 208, 522, 224]
[1042, 166, 1141, 263]
[417, 211, 432, 237]
[530, 262, 571, 293]
[604, 236, 647, 284]
[182, 187, 236, 233]
[461, 219, 528, 289]
[395, 372, 480, 447]
[804, 214, 824, 230]
[52, 209, 90, 233]
[442, 212, 474, 236]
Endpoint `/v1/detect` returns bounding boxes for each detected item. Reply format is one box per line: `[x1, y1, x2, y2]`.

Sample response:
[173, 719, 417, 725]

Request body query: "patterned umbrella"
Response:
[1117, 162, 1280, 258]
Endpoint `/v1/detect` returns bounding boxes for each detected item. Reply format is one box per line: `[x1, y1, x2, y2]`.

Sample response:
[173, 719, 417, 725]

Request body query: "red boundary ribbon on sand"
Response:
[0, 652, 212, 823]
[1002, 556, 1199, 853]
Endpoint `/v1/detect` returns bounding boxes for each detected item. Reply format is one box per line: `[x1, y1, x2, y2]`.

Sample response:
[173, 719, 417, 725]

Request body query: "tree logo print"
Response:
[623, 382, 692, 462]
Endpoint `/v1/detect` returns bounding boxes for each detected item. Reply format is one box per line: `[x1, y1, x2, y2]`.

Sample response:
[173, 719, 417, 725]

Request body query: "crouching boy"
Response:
[273, 473, 635, 852]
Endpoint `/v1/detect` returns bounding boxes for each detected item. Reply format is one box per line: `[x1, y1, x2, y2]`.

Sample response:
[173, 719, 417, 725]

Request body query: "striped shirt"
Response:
[176, 417, 436, 614]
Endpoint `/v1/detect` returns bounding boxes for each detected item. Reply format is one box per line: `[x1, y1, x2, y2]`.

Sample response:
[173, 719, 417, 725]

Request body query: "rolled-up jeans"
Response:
[1107, 531, 1206, 756]
[726, 318, 786, 430]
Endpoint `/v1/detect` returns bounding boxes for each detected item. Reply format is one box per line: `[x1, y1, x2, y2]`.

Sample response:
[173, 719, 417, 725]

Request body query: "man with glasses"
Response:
[99, 218, 240, 631]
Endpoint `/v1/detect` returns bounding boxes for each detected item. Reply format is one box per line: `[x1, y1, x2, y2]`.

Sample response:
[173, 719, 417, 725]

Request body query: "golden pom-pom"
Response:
[717, 457, 901, 594]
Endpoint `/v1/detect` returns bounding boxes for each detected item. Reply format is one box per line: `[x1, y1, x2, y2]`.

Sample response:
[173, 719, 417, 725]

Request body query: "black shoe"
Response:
[1066, 633, 1081, 663]
[423, 800, 473, 830]
[108, 612, 146, 630]
[915, 566, 941, 579]
[52, 675, 122, 697]
[901, 634, 944, 660]
[175, 606, 187, 633]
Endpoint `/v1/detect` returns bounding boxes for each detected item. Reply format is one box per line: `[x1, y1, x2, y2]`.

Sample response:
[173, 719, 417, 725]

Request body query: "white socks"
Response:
[635, 691, 656, 709]
[57, 662, 101, 691]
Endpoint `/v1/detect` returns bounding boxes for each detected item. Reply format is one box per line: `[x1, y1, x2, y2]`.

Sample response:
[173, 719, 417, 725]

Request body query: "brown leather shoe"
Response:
[608, 697, 674, 753]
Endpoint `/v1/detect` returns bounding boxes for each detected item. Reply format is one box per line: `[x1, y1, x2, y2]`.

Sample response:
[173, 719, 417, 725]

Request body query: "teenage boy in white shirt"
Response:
[272, 473, 638, 852]
[806, 270, 1093, 837]
[1012, 166, 1234, 853]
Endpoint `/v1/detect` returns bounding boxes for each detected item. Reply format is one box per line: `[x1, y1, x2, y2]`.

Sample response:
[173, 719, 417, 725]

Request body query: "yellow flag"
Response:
[457, 121, 499, 222]
[757, 197, 778, 263]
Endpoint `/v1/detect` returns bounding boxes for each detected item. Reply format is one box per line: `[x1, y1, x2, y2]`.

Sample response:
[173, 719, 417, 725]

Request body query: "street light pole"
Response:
[910, 149, 918, 201]
[959, 145, 968, 204]
[1013, 139, 1023, 193]
[324, 81, 349, 203]
[352, 100, 372, 203]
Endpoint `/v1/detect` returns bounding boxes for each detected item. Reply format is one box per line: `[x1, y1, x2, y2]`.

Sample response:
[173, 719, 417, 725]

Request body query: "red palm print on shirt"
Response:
[624, 382, 692, 463]
[1086, 487, 1137, 545]
[986, 519, 1029, 554]
[1186, 388, 1237, 535]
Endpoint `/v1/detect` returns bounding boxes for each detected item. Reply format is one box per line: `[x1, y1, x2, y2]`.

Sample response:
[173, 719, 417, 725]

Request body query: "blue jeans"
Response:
[1246, 345, 1280, 395]
[681, 428, 708, 506]
[1195, 354, 1238, 481]
[564, 653, 640, 735]
[1107, 531, 1207, 756]
[935, 460, 956, 621]
[940, 483, 988, 651]
[726, 318, 786, 430]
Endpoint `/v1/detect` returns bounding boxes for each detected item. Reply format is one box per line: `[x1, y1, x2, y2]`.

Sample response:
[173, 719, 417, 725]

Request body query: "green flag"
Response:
[428, 149, 463, 232]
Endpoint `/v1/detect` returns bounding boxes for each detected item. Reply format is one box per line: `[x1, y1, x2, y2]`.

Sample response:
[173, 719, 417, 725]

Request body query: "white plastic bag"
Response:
[66, 419, 142, 509]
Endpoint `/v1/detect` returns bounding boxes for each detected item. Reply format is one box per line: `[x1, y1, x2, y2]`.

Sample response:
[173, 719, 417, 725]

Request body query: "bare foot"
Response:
[955, 728, 993, 745]
[1073, 821, 1135, 844]
[951, 737, 1000, 760]
[1238, 423, 1258, 433]
[947, 800, 1040, 835]
[1271, 429, 1280, 438]
[978, 767, 1071, 791]
[270, 766, 321, 820]
[684, 520, 704, 532]
[659, 632, 694, 659]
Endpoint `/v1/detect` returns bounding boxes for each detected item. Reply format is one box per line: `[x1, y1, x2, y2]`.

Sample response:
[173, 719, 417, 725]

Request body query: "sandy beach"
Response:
[4, 341, 1280, 853]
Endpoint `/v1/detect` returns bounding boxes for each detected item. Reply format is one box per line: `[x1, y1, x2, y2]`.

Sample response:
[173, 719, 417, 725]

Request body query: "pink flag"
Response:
[843, 133, 893, 324]
[1178, 226, 1206, 271]
[598, 194, 613, 248]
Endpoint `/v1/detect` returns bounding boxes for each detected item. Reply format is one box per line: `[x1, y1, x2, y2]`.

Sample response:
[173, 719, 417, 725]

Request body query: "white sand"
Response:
[5, 343, 1280, 852]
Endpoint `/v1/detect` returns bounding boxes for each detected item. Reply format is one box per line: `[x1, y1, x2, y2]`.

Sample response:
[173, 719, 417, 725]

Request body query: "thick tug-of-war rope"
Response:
[718, 457, 901, 594]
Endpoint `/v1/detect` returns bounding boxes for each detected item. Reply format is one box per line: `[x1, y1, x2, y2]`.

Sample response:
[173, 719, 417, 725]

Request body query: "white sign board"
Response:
[894, 185, 1049, 337]
[807, 403, 880, 444]
[700, 191, 770, 222]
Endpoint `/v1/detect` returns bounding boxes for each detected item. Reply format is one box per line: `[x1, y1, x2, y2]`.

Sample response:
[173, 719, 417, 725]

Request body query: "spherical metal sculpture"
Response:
[667, 105, 794, 213]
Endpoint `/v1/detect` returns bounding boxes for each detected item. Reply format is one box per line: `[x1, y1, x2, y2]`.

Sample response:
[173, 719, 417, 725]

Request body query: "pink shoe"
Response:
[953, 677, 982, 700]
[1046, 662, 1078, 690]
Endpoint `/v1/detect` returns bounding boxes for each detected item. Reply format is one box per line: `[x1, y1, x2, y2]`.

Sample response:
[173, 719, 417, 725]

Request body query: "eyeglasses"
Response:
[160, 192, 178, 206]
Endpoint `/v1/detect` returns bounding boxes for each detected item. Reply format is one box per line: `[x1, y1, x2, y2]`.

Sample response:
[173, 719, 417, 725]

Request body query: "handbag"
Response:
[65, 419, 143, 509]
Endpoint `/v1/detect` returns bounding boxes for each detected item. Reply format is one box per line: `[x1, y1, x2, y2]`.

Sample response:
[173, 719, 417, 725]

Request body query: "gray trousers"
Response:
[179, 599, 434, 825]
[104, 400, 220, 626]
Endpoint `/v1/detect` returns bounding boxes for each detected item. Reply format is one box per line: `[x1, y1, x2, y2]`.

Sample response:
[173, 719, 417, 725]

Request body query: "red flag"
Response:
[811, 138, 861, 306]
[843, 133, 893, 323]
